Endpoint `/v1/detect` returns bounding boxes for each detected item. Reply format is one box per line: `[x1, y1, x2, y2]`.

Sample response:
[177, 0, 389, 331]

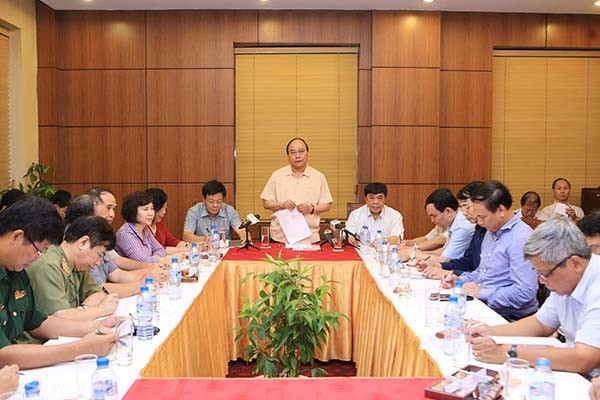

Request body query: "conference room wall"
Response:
[35, 2, 600, 238]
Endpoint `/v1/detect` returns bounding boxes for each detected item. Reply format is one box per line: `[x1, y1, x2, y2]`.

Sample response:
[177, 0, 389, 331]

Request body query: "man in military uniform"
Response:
[0, 196, 117, 369]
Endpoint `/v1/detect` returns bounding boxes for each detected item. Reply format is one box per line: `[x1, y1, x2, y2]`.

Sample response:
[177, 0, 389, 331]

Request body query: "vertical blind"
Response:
[0, 30, 10, 190]
[492, 52, 600, 208]
[235, 49, 358, 219]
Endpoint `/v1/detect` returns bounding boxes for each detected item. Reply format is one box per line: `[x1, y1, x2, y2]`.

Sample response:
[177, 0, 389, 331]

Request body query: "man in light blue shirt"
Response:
[451, 181, 538, 320]
[346, 182, 404, 246]
[182, 180, 249, 242]
[469, 217, 600, 378]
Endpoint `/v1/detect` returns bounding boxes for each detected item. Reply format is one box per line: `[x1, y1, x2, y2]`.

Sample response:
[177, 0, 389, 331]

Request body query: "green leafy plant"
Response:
[3, 162, 56, 198]
[235, 253, 345, 378]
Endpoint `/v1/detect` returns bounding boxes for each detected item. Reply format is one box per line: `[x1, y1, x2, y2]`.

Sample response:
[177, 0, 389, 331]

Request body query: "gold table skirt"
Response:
[141, 259, 441, 378]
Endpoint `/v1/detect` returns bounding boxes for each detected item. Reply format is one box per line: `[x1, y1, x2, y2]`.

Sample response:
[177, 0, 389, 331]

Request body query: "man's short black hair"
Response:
[49, 190, 72, 208]
[146, 188, 168, 212]
[552, 177, 571, 189]
[65, 194, 96, 225]
[64, 216, 116, 250]
[364, 182, 387, 197]
[202, 180, 227, 198]
[0, 189, 26, 210]
[578, 210, 600, 237]
[425, 188, 458, 212]
[457, 181, 484, 201]
[285, 137, 309, 154]
[0, 195, 64, 245]
[121, 191, 154, 223]
[472, 180, 513, 211]
[520, 191, 541, 208]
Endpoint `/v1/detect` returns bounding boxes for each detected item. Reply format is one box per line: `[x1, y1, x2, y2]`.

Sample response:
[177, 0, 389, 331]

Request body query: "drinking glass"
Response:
[333, 228, 344, 252]
[425, 288, 440, 328]
[503, 358, 530, 400]
[260, 226, 271, 249]
[397, 267, 411, 298]
[75, 354, 97, 400]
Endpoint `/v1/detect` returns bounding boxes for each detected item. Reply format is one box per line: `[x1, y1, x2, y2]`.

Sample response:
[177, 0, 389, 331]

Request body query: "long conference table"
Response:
[20, 244, 591, 399]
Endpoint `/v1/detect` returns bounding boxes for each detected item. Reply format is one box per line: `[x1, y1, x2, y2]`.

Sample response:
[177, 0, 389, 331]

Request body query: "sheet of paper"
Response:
[275, 208, 312, 245]
[489, 336, 563, 347]
[291, 244, 321, 251]
[554, 203, 568, 216]
[43, 336, 79, 346]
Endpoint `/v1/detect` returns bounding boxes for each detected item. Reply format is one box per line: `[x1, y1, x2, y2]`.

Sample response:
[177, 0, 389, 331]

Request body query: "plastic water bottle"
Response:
[91, 357, 118, 400]
[189, 242, 200, 276]
[168, 258, 182, 300]
[24, 381, 42, 399]
[209, 229, 220, 262]
[443, 295, 461, 355]
[359, 226, 370, 255]
[373, 230, 383, 253]
[144, 277, 159, 324]
[136, 286, 153, 341]
[388, 247, 400, 287]
[529, 357, 555, 400]
[453, 280, 467, 318]
[378, 240, 390, 278]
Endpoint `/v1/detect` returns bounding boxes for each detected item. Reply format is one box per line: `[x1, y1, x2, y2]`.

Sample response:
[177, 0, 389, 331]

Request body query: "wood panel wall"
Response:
[36, 1, 600, 238]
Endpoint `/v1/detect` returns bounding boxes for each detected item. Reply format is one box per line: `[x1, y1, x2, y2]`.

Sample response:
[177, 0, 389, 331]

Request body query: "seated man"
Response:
[0, 196, 117, 369]
[420, 181, 486, 280]
[27, 216, 119, 321]
[400, 188, 475, 263]
[0, 189, 25, 212]
[402, 225, 447, 252]
[49, 190, 72, 220]
[345, 182, 404, 246]
[470, 217, 600, 377]
[183, 180, 250, 243]
[579, 210, 600, 255]
[515, 191, 542, 229]
[538, 177, 584, 222]
[446, 181, 538, 320]
[66, 194, 166, 298]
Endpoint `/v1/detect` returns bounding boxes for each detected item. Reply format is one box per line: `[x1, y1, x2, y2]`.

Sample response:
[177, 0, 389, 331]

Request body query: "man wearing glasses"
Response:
[469, 216, 600, 378]
[0, 196, 117, 368]
[27, 216, 119, 321]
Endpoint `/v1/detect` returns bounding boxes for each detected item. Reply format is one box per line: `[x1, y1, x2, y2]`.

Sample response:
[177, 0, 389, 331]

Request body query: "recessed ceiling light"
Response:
[422, 0, 435, 3]
[83, 0, 94, 3]
[594, 0, 600, 6]
[260, 0, 268, 2]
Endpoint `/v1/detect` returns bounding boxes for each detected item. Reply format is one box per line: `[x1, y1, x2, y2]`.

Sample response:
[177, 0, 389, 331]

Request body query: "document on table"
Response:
[489, 336, 563, 347]
[275, 208, 312, 245]
[554, 203, 569, 216]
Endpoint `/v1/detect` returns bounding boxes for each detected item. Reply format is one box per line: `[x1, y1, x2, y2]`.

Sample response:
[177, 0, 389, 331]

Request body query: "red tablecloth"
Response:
[123, 377, 439, 400]
[223, 242, 362, 262]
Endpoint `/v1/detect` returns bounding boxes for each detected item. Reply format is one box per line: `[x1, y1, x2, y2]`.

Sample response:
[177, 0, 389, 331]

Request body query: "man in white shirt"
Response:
[345, 182, 404, 246]
[538, 178, 584, 222]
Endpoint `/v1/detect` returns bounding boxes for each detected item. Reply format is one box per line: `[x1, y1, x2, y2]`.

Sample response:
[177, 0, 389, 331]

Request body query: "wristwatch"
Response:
[507, 344, 518, 359]
[79, 304, 89, 310]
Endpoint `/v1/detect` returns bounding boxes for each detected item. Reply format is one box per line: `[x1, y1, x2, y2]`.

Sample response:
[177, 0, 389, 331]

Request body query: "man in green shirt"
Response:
[28, 216, 119, 321]
[0, 196, 117, 369]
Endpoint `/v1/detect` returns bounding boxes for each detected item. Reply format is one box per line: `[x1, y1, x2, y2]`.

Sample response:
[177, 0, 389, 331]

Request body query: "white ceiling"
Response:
[41, 0, 600, 14]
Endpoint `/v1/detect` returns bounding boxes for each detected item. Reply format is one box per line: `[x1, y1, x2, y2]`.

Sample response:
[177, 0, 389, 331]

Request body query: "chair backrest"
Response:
[346, 202, 362, 218]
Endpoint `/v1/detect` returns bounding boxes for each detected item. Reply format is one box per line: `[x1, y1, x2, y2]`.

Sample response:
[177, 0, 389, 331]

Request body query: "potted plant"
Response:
[1, 162, 56, 198]
[235, 253, 345, 378]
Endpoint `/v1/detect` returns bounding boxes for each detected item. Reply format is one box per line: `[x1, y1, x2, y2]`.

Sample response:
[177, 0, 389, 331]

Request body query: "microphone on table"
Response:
[323, 229, 336, 248]
[239, 213, 260, 229]
[343, 229, 359, 241]
[330, 219, 342, 230]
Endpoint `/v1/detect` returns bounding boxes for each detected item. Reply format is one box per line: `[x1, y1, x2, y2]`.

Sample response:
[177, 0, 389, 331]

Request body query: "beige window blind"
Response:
[0, 30, 9, 190]
[492, 51, 600, 208]
[235, 49, 358, 219]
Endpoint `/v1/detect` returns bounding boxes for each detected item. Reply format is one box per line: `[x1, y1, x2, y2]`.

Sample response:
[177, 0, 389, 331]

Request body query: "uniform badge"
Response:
[14, 290, 26, 300]
[60, 257, 71, 274]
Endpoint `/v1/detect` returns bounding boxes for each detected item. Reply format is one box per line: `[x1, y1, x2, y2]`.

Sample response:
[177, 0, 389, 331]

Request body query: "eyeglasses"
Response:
[24, 233, 45, 256]
[537, 254, 574, 281]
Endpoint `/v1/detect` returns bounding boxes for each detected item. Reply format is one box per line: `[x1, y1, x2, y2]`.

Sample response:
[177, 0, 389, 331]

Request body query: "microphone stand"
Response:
[237, 222, 260, 251]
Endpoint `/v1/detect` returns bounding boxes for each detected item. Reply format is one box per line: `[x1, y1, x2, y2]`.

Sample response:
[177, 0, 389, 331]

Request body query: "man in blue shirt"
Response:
[470, 217, 600, 378]
[445, 180, 538, 320]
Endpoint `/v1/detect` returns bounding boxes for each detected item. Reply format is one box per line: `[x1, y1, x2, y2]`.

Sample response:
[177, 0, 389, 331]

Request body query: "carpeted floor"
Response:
[227, 358, 357, 378]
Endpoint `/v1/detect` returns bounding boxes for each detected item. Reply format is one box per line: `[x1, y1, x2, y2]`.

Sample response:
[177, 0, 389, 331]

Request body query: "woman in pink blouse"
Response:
[115, 191, 170, 264]
[146, 188, 190, 253]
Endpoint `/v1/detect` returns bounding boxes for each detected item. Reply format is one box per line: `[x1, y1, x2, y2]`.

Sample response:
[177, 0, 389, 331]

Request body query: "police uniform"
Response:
[0, 267, 47, 347]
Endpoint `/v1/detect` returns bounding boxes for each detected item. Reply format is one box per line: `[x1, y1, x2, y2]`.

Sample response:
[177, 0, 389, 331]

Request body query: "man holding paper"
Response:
[261, 138, 333, 244]
[469, 217, 600, 377]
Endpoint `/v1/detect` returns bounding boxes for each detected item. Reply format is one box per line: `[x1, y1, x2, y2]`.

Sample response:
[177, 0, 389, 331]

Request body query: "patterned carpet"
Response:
[227, 358, 357, 378]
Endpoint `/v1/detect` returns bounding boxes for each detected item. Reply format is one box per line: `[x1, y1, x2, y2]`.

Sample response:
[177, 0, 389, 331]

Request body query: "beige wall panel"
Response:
[37, 68, 57, 126]
[440, 71, 492, 127]
[385, 184, 438, 240]
[372, 11, 440, 68]
[357, 127, 371, 185]
[491, 57, 506, 180]
[147, 69, 234, 126]
[372, 68, 439, 126]
[36, 1, 57, 67]
[371, 127, 439, 183]
[146, 10, 258, 68]
[358, 69, 371, 127]
[439, 128, 491, 184]
[147, 127, 234, 183]
[587, 59, 600, 185]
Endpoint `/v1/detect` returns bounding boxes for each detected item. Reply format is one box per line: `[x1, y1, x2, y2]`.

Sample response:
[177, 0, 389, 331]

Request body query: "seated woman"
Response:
[145, 188, 190, 254]
[115, 191, 169, 264]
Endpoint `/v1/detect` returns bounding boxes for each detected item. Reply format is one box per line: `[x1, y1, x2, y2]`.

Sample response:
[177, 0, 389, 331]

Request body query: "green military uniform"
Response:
[0, 266, 47, 347]
[27, 245, 100, 316]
